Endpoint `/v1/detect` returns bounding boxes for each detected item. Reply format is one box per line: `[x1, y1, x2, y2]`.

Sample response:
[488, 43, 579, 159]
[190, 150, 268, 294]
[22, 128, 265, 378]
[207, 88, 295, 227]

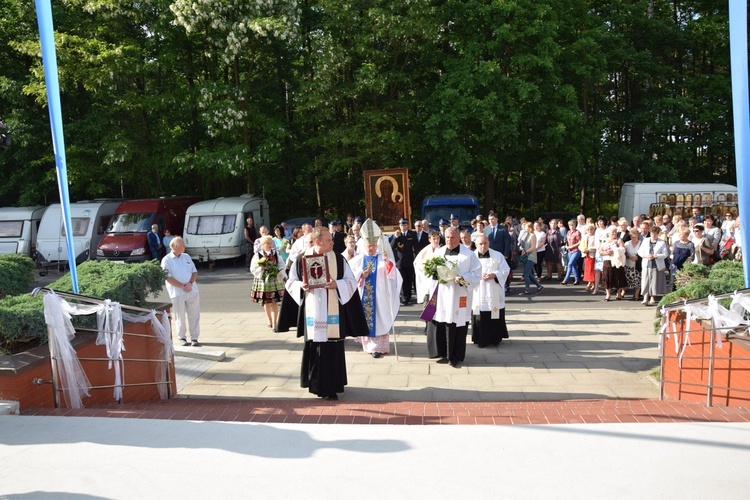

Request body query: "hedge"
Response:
[660, 261, 745, 306]
[0, 260, 166, 355]
[0, 254, 35, 299]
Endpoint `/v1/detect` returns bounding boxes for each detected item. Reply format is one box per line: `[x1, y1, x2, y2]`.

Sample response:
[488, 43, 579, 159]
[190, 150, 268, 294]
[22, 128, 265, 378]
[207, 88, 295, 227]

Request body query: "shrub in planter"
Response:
[671, 262, 710, 289]
[0, 295, 47, 353]
[48, 260, 166, 306]
[660, 260, 745, 306]
[0, 260, 166, 354]
[0, 254, 35, 299]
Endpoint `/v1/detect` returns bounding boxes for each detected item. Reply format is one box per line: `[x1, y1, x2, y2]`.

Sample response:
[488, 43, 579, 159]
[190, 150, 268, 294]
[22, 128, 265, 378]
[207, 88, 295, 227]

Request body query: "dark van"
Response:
[96, 196, 202, 262]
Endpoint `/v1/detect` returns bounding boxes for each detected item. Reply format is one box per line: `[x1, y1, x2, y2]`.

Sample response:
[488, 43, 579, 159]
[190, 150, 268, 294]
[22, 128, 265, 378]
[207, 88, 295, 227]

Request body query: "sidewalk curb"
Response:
[174, 346, 226, 361]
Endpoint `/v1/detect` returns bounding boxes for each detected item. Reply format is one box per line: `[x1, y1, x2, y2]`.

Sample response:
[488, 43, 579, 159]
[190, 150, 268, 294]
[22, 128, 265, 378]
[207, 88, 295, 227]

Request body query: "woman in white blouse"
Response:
[637, 225, 669, 306]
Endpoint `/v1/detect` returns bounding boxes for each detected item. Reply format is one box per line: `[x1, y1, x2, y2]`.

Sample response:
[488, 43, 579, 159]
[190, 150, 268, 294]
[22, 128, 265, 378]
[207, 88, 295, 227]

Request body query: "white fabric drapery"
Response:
[659, 293, 750, 368]
[42, 290, 173, 408]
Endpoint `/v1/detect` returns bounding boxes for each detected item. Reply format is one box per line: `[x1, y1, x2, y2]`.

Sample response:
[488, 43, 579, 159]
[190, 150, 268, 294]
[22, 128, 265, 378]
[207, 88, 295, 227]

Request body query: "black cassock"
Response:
[294, 252, 368, 398]
[471, 252, 509, 347]
[275, 285, 298, 332]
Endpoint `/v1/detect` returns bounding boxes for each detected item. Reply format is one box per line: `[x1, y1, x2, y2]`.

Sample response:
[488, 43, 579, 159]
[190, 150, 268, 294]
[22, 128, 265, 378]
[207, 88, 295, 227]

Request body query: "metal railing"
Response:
[31, 287, 173, 407]
[658, 288, 750, 407]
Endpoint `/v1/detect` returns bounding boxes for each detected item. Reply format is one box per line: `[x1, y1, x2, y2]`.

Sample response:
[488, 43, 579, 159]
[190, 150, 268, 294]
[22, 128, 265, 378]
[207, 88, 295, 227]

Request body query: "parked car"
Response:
[96, 196, 202, 262]
[283, 216, 329, 235]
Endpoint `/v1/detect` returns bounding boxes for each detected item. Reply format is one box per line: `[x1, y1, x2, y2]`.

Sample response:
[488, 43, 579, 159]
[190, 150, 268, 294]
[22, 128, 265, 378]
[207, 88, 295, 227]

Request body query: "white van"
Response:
[36, 200, 121, 269]
[183, 194, 270, 262]
[618, 183, 738, 222]
[0, 206, 47, 257]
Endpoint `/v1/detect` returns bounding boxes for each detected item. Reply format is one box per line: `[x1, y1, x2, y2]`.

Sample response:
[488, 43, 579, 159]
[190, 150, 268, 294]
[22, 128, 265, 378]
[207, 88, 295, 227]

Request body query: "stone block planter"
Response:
[661, 311, 750, 407]
[0, 305, 177, 411]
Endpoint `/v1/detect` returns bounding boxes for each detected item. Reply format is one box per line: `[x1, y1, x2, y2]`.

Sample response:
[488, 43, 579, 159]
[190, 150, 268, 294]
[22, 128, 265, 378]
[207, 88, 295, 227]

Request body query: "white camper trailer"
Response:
[618, 183, 738, 223]
[36, 200, 121, 271]
[0, 206, 47, 257]
[183, 195, 270, 262]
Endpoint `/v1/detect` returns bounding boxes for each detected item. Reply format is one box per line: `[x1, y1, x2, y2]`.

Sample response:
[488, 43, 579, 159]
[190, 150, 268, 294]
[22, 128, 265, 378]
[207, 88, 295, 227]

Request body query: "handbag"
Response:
[519, 254, 529, 266]
[579, 237, 588, 254]
[509, 254, 520, 270]
[594, 254, 604, 272]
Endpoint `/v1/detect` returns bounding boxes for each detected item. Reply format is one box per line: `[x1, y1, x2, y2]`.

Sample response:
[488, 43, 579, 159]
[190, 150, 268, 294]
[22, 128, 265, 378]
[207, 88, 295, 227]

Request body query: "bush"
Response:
[672, 262, 710, 289]
[660, 260, 745, 307]
[0, 260, 167, 354]
[0, 254, 35, 299]
[48, 260, 166, 306]
[0, 295, 46, 353]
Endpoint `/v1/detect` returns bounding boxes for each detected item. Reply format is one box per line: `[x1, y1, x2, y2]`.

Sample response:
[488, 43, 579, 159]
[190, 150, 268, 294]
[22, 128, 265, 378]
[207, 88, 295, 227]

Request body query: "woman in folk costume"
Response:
[349, 219, 402, 358]
[471, 233, 510, 347]
[250, 235, 286, 330]
[414, 231, 443, 358]
[285, 227, 368, 400]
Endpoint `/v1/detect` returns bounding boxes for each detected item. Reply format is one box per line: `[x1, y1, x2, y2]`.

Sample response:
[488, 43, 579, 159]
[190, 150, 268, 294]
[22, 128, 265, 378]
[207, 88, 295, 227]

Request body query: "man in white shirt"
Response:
[161, 237, 201, 347]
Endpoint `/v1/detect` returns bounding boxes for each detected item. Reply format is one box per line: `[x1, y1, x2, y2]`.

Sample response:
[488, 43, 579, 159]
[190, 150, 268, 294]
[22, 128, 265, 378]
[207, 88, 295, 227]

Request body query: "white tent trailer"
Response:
[183, 195, 270, 262]
[0, 206, 47, 257]
[35, 200, 121, 272]
[618, 183, 738, 223]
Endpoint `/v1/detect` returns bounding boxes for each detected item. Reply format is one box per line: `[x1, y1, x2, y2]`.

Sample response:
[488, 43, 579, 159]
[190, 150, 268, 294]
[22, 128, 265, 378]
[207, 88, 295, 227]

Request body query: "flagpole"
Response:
[729, 1, 750, 288]
[35, 0, 79, 293]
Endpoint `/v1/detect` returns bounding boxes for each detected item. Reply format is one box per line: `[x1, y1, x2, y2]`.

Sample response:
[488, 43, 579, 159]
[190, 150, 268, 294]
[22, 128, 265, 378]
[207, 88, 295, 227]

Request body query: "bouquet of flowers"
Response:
[423, 256, 468, 286]
[257, 257, 280, 281]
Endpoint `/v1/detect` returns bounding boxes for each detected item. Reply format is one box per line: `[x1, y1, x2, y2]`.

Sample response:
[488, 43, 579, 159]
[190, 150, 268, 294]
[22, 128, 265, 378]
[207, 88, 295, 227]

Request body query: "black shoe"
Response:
[436, 358, 449, 364]
[372, 352, 382, 358]
[179, 339, 190, 347]
[191, 340, 201, 347]
[449, 360, 461, 368]
[325, 394, 338, 401]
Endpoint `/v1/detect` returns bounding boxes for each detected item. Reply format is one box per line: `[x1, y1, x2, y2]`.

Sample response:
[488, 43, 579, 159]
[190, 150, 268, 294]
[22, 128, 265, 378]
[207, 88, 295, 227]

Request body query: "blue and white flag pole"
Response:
[35, 0, 79, 293]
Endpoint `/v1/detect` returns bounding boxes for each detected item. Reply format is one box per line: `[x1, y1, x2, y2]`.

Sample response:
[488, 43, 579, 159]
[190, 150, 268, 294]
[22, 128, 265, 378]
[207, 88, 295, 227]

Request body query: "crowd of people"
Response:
[236, 213, 513, 399]
[165, 207, 741, 401]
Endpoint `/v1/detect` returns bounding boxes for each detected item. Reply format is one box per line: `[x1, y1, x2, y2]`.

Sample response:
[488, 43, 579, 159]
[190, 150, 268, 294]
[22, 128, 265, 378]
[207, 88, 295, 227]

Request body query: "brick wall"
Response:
[0, 319, 177, 410]
[662, 312, 750, 407]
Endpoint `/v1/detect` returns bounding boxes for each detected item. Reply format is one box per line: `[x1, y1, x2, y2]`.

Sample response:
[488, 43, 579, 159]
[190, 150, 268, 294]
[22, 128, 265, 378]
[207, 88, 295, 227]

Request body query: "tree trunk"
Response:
[484, 172, 496, 215]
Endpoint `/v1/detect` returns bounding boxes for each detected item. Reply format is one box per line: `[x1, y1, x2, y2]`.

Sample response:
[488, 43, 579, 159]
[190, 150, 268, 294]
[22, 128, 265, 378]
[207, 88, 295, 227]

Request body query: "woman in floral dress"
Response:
[251, 235, 286, 330]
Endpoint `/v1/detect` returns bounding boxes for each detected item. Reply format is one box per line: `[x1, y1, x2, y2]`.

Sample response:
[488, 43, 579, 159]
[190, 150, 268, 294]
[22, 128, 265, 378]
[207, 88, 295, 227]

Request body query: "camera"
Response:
[0, 121, 11, 149]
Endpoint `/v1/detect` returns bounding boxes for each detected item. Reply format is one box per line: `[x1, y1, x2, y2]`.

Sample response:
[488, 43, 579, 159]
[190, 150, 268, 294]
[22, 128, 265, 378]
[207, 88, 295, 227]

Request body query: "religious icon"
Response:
[302, 254, 330, 289]
[363, 168, 411, 232]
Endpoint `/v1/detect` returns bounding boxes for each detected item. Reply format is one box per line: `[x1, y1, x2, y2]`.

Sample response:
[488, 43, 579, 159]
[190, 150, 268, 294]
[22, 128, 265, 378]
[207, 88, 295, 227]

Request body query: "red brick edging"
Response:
[21, 398, 750, 425]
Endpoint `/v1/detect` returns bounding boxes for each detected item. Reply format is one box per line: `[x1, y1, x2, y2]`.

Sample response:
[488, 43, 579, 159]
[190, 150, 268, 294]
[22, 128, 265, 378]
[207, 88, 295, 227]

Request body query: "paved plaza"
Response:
[173, 264, 661, 403]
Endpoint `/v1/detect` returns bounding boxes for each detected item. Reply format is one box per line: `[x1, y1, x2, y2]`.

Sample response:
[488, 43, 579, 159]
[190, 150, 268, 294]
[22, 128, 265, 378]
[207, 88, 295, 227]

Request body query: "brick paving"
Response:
[22, 397, 750, 425]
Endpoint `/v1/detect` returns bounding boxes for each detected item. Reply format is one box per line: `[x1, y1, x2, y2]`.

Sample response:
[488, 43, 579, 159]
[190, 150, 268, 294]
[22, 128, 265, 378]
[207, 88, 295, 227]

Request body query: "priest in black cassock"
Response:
[286, 227, 368, 400]
[471, 233, 510, 347]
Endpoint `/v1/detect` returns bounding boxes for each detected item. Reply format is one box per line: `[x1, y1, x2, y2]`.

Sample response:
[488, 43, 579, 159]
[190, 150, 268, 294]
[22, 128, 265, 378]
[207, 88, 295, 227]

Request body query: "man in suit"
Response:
[391, 218, 417, 305]
[414, 219, 429, 255]
[330, 220, 346, 255]
[147, 224, 163, 260]
[484, 213, 511, 291]
[485, 214, 511, 258]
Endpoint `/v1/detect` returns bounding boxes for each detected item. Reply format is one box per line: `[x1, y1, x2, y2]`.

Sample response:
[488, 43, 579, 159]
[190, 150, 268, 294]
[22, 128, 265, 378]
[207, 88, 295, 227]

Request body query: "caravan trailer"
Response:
[618, 183, 738, 223]
[183, 195, 270, 262]
[36, 200, 121, 270]
[0, 206, 47, 257]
